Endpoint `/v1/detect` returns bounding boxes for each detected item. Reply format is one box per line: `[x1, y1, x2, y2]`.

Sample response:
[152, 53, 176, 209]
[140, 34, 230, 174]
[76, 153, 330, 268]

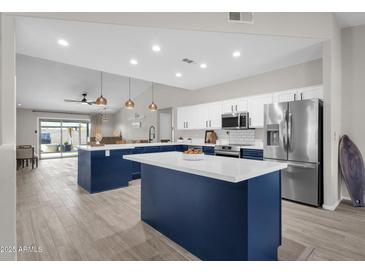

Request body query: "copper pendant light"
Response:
[124, 77, 135, 109]
[96, 71, 107, 106]
[148, 82, 158, 111]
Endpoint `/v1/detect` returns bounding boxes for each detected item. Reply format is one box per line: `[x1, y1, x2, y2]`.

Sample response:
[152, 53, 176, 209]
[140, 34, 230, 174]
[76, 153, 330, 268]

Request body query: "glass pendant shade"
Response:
[148, 102, 158, 111]
[96, 71, 107, 106]
[148, 82, 158, 111]
[96, 95, 107, 106]
[125, 99, 135, 109]
[124, 77, 135, 109]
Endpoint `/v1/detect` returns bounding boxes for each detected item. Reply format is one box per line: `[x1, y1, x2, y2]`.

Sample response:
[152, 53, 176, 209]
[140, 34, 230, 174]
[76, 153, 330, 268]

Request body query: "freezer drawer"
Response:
[282, 162, 321, 206]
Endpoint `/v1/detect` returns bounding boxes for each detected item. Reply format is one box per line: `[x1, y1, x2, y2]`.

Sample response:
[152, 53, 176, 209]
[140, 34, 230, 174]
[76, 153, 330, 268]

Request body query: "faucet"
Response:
[149, 125, 156, 143]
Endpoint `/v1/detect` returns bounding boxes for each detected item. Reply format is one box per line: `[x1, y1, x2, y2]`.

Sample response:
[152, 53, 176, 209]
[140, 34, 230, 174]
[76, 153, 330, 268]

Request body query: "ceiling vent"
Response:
[182, 58, 195, 64]
[228, 12, 254, 24]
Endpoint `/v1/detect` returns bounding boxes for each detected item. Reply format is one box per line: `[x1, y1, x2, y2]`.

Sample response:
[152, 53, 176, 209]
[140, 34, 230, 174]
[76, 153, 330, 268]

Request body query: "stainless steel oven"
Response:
[214, 145, 241, 158]
[221, 112, 249, 129]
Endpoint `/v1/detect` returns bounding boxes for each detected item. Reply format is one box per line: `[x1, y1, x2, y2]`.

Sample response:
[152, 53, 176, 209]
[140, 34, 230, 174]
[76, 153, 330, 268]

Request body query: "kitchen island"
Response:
[124, 151, 287, 261]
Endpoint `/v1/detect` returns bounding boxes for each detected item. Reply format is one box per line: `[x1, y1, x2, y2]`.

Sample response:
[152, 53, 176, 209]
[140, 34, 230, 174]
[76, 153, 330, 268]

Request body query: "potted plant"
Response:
[63, 141, 72, 152]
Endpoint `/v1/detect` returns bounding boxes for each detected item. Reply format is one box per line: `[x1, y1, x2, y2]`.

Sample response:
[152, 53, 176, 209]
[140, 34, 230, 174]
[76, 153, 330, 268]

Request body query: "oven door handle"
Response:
[215, 151, 240, 157]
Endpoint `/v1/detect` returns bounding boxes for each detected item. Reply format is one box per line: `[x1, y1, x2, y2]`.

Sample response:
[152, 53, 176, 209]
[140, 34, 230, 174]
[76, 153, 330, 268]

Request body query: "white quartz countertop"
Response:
[77, 142, 188, 151]
[78, 142, 263, 151]
[123, 151, 286, 183]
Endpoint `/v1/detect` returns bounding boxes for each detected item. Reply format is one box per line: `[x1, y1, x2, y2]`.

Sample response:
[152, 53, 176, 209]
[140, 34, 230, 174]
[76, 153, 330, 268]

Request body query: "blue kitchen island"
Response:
[124, 151, 287, 261]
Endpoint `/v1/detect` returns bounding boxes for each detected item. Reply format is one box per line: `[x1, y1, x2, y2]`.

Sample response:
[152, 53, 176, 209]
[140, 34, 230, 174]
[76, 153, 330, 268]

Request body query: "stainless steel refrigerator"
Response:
[263, 99, 323, 206]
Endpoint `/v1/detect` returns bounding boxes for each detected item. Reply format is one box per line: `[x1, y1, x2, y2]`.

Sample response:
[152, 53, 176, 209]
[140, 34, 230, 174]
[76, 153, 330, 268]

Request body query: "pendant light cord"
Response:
[152, 82, 154, 103]
[129, 77, 131, 99]
[100, 72, 103, 96]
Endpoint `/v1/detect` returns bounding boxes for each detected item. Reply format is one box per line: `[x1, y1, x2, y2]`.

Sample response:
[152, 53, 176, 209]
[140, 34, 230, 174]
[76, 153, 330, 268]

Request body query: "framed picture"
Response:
[205, 130, 217, 144]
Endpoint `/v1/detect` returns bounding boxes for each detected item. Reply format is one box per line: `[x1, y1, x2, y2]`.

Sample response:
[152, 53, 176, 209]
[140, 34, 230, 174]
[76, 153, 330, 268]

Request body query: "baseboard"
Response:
[322, 199, 341, 211]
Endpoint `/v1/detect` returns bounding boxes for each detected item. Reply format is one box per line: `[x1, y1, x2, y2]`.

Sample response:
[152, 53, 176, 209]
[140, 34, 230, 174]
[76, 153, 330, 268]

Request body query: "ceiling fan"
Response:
[64, 93, 96, 105]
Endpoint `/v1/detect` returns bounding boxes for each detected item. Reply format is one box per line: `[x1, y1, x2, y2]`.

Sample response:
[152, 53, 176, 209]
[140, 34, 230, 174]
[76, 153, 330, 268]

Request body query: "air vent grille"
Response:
[182, 58, 195, 64]
[228, 12, 254, 24]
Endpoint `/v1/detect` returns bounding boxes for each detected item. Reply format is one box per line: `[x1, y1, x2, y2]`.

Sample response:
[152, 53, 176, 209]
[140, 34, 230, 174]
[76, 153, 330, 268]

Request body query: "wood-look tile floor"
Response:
[16, 158, 365, 261]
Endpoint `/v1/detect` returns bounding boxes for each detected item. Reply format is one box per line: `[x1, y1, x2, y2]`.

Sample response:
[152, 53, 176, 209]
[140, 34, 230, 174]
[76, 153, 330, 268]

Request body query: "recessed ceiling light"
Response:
[130, 59, 138, 65]
[152, 45, 161, 52]
[232, 51, 241, 58]
[57, 39, 69, 47]
[176, 72, 182, 77]
[200, 63, 207, 69]
[17, 103, 22, 106]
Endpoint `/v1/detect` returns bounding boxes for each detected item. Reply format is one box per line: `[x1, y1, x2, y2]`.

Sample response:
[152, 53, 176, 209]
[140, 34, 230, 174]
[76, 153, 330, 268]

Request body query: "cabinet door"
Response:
[207, 103, 222, 128]
[185, 105, 200, 130]
[235, 98, 248, 112]
[221, 100, 235, 114]
[298, 85, 323, 100]
[248, 94, 273, 128]
[273, 90, 298, 103]
[194, 104, 209, 129]
[177, 107, 187, 130]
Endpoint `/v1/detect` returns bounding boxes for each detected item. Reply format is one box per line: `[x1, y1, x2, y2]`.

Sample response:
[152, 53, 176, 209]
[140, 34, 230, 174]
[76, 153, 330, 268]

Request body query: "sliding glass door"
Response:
[39, 119, 90, 159]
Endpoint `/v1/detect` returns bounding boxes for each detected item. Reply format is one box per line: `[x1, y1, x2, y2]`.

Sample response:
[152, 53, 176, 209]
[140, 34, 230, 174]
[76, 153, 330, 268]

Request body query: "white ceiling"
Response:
[16, 16, 323, 91]
[16, 54, 152, 114]
[335, 12, 365, 28]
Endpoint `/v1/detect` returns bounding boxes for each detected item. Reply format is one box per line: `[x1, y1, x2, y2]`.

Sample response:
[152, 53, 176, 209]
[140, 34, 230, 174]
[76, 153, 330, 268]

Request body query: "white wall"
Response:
[113, 84, 188, 141]
[0, 13, 16, 260]
[341, 24, 365, 200]
[183, 59, 322, 105]
[16, 109, 90, 153]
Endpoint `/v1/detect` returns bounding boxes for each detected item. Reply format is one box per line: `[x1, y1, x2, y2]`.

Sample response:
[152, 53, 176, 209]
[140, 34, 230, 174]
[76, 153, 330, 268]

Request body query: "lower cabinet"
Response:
[203, 146, 215, 155]
[240, 149, 264, 160]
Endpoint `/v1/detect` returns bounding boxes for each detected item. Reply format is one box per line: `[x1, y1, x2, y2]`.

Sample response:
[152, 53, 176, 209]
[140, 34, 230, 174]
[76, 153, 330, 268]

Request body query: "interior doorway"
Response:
[157, 108, 173, 142]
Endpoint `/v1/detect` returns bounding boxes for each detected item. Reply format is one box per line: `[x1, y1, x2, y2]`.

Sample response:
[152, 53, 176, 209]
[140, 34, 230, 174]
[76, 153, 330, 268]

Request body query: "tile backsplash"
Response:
[175, 129, 257, 145]
[228, 130, 255, 145]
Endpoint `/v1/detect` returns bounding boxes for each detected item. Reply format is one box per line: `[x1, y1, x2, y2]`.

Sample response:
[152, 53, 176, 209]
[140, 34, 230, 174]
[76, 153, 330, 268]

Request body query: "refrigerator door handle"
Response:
[264, 159, 319, 169]
[288, 112, 293, 152]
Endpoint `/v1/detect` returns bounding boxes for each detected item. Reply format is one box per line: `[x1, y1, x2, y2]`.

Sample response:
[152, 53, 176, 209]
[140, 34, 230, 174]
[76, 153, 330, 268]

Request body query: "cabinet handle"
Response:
[300, 93, 303, 100]
[294, 93, 297, 101]
[235, 105, 237, 111]
[206, 121, 208, 127]
[231, 105, 233, 112]
[209, 120, 211, 127]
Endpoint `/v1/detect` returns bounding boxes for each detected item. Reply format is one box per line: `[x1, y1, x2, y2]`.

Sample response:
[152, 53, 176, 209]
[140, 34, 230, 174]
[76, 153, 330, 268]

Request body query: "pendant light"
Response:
[124, 77, 135, 109]
[148, 82, 158, 111]
[96, 71, 107, 106]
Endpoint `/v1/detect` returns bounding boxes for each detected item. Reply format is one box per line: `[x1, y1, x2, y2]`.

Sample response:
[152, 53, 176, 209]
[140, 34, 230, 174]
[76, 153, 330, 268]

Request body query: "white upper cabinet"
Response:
[273, 85, 323, 103]
[297, 85, 323, 100]
[221, 98, 248, 113]
[207, 103, 222, 129]
[221, 100, 235, 114]
[247, 94, 273, 128]
[273, 90, 298, 103]
[177, 105, 197, 130]
[176, 85, 322, 131]
[177, 103, 222, 130]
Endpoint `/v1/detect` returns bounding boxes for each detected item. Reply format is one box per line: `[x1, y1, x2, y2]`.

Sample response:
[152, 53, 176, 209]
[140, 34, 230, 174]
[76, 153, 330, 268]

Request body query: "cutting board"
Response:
[339, 135, 365, 207]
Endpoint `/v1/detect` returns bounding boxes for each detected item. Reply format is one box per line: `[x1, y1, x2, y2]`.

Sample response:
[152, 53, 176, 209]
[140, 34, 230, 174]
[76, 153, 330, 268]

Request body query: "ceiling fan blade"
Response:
[87, 101, 97, 105]
[64, 99, 82, 103]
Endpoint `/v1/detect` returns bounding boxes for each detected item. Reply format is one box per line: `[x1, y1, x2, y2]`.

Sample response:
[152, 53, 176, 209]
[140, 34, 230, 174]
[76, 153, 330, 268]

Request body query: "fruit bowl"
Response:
[182, 149, 205, 161]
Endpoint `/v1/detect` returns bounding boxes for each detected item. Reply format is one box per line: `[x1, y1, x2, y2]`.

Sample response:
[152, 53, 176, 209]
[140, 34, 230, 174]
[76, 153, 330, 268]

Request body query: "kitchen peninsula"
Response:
[124, 151, 287, 261]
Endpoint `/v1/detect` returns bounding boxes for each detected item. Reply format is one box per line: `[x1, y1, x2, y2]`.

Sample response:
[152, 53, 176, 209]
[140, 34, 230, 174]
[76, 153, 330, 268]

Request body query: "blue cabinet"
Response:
[160, 145, 176, 152]
[175, 145, 188, 152]
[203, 146, 215, 155]
[241, 149, 263, 160]
[143, 146, 161, 153]
[78, 148, 133, 193]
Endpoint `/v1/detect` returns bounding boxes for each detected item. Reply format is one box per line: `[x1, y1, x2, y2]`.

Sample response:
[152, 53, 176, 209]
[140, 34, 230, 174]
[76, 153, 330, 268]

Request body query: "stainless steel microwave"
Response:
[221, 112, 249, 129]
